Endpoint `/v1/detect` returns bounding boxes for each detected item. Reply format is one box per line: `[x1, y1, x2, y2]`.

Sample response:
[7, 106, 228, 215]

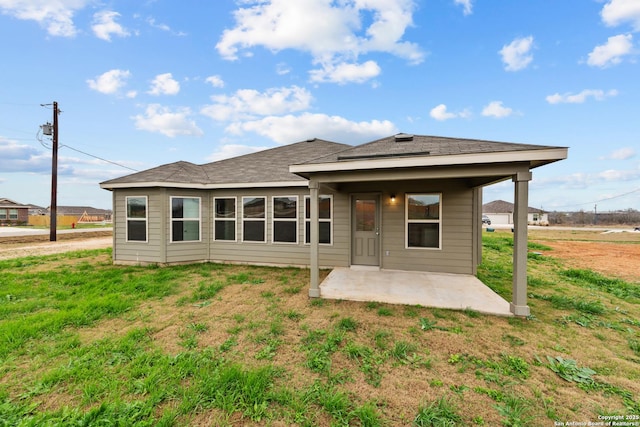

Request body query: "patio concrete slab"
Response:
[320, 268, 512, 317]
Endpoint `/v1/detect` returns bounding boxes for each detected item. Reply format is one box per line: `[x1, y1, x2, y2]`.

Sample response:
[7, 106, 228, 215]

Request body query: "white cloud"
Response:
[601, 0, 640, 31]
[201, 86, 313, 121]
[148, 73, 180, 96]
[0, 137, 50, 173]
[309, 60, 381, 84]
[87, 69, 131, 95]
[276, 62, 291, 75]
[598, 168, 640, 181]
[499, 36, 534, 71]
[225, 112, 397, 145]
[0, 0, 88, 37]
[454, 0, 473, 15]
[216, 0, 423, 83]
[206, 143, 270, 162]
[205, 75, 225, 88]
[481, 101, 513, 118]
[429, 104, 471, 121]
[608, 147, 636, 160]
[587, 34, 633, 67]
[146, 17, 187, 36]
[91, 10, 130, 41]
[132, 104, 203, 137]
[546, 89, 618, 104]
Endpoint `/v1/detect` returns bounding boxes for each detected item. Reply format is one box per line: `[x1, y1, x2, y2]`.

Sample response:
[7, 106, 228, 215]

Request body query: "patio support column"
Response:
[511, 171, 532, 317]
[308, 180, 320, 298]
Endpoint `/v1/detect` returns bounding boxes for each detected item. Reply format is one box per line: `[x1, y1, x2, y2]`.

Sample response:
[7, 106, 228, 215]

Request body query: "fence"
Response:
[28, 215, 82, 227]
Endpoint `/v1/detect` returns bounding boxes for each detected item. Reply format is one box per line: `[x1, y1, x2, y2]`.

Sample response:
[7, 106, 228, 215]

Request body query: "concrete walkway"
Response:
[320, 267, 512, 317]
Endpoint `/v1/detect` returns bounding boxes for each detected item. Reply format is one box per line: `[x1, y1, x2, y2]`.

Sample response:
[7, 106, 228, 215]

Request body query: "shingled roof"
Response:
[483, 200, 544, 214]
[300, 134, 562, 164]
[102, 134, 568, 190]
[101, 139, 350, 189]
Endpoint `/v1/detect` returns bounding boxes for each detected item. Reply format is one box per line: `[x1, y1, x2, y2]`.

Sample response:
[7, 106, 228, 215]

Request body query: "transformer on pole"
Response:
[40, 102, 59, 242]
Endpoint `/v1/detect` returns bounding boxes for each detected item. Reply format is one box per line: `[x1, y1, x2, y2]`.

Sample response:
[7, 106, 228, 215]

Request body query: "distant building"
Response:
[0, 198, 30, 226]
[53, 206, 113, 222]
[483, 200, 548, 225]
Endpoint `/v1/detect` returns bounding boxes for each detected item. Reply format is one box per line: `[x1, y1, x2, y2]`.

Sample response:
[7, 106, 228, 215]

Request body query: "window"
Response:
[242, 197, 266, 242]
[0, 209, 6, 220]
[9, 209, 18, 220]
[126, 196, 147, 242]
[171, 197, 201, 242]
[406, 194, 441, 249]
[272, 196, 298, 243]
[214, 197, 236, 241]
[304, 195, 332, 245]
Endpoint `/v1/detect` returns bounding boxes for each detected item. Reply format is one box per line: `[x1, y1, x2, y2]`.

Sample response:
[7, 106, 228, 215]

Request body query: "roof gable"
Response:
[0, 198, 30, 208]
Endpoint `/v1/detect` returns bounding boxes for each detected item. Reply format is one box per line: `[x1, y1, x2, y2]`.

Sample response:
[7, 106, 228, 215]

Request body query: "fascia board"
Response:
[290, 148, 568, 174]
[100, 180, 308, 190]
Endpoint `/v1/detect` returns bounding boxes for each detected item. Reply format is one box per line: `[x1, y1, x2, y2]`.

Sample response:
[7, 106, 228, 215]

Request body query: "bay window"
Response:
[126, 196, 147, 242]
[214, 197, 236, 241]
[171, 197, 201, 242]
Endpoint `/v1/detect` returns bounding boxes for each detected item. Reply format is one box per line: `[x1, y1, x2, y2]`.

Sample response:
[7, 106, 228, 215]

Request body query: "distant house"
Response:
[483, 199, 548, 225]
[54, 206, 112, 222]
[101, 133, 567, 316]
[0, 198, 30, 226]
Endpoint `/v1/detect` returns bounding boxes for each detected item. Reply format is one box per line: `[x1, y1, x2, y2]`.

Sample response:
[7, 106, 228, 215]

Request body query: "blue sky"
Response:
[1, 0, 639, 212]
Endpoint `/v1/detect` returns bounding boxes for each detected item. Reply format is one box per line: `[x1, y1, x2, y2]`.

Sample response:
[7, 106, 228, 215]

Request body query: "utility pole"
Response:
[49, 102, 59, 241]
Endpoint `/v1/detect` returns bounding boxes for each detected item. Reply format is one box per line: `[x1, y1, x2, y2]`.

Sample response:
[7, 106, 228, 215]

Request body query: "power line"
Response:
[60, 144, 139, 172]
[552, 186, 640, 209]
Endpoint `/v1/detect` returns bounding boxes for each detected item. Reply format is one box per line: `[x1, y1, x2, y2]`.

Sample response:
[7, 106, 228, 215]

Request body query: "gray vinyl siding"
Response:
[208, 188, 349, 268]
[341, 179, 474, 275]
[112, 179, 474, 274]
[113, 188, 165, 264]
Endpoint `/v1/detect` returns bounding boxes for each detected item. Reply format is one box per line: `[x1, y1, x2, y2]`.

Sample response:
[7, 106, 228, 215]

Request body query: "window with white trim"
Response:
[406, 193, 441, 249]
[171, 197, 201, 242]
[242, 197, 266, 242]
[126, 196, 147, 242]
[9, 209, 18, 220]
[272, 196, 298, 243]
[304, 195, 332, 245]
[0, 209, 7, 220]
[214, 197, 236, 241]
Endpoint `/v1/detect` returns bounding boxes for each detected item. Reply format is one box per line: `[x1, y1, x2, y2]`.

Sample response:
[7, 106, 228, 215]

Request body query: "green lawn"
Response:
[0, 235, 638, 426]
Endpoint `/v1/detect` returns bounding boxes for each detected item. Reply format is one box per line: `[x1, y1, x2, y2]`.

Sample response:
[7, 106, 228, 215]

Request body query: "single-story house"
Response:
[483, 199, 549, 226]
[100, 134, 568, 316]
[55, 206, 113, 222]
[0, 198, 30, 226]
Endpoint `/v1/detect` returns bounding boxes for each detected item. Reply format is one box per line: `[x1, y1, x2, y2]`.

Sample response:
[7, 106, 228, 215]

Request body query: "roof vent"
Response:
[394, 133, 414, 142]
[306, 137, 316, 142]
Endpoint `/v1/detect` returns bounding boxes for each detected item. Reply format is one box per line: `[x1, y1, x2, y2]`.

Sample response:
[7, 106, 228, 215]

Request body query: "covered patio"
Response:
[320, 267, 512, 317]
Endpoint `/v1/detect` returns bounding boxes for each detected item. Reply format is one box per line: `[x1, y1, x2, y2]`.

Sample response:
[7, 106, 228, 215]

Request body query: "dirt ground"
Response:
[0, 235, 112, 260]
[526, 228, 640, 283]
[1, 229, 639, 283]
[537, 240, 640, 283]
